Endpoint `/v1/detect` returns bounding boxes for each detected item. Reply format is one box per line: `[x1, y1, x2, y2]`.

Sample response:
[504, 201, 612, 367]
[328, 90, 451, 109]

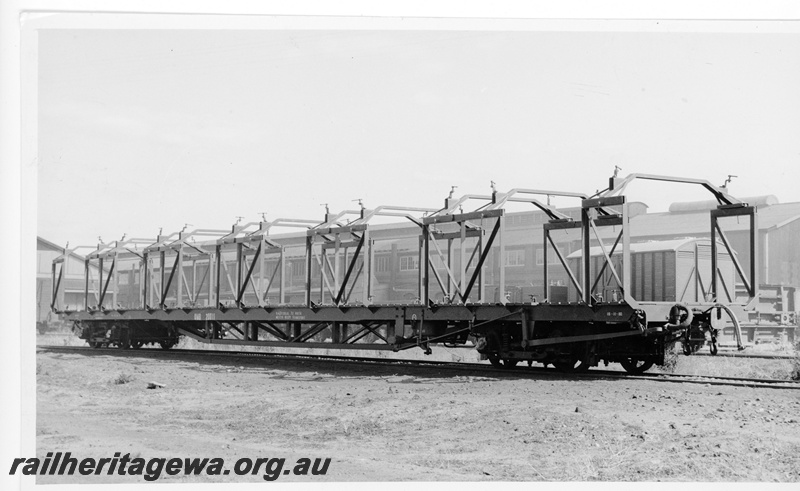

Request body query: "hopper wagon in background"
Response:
[50, 173, 760, 373]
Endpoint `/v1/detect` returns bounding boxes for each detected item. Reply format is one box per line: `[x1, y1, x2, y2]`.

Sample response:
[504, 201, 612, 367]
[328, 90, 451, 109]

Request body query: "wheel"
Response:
[620, 358, 654, 374]
[548, 328, 592, 373]
[88, 341, 101, 349]
[130, 340, 144, 349]
[487, 353, 519, 369]
[159, 340, 175, 350]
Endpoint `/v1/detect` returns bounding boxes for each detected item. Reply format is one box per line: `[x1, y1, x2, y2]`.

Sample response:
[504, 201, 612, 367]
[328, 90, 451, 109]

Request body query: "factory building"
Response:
[36, 237, 96, 329]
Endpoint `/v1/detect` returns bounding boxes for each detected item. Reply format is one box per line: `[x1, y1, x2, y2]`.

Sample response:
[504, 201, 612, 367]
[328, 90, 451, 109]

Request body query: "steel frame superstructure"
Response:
[53, 173, 759, 357]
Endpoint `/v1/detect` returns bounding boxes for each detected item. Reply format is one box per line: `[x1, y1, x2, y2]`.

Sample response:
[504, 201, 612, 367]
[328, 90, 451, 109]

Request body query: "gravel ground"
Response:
[35, 338, 800, 484]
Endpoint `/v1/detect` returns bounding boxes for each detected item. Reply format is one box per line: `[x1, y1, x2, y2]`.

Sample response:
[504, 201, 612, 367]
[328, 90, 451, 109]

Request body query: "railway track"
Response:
[692, 350, 795, 360]
[37, 345, 800, 391]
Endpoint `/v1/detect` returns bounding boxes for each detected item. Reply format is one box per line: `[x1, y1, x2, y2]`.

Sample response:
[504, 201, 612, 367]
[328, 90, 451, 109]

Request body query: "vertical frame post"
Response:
[235, 242, 242, 307]
[98, 258, 104, 309]
[750, 210, 759, 295]
[542, 227, 549, 302]
[214, 245, 221, 308]
[159, 251, 166, 306]
[84, 259, 89, 310]
[478, 232, 484, 303]
[581, 206, 591, 304]
[363, 229, 371, 305]
[259, 239, 265, 306]
[622, 201, 632, 300]
[50, 261, 57, 309]
[177, 246, 184, 308]
[305, 236, 313, 307]
[710, 214, 718, 302]
[279, 249, 285, 305]
[422, 227, 429, 304]
[142, 253, 149, 308]
[446, 238, 452, 300]
[498, 215, 506, 304]
[459, 221, 466, 299]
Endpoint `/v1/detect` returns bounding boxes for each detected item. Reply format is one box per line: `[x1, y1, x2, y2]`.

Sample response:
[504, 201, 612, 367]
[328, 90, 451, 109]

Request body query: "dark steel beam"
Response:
[461, 217, 501, 303]
[236, 242, 262, 305]
[160, 253, 181, 308]
[98, 258, 116, 307]
[335, 233, 365, 304]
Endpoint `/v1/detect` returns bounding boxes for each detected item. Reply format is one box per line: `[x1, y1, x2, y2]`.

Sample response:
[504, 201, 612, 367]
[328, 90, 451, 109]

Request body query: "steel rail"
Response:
[37, 345, 800, 390]
[692, 351, 794, 360]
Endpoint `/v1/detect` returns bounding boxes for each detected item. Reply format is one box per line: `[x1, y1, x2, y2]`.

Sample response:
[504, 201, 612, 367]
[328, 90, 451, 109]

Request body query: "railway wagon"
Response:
[51, 173, 760, 373]
[564, 238, 737, 304]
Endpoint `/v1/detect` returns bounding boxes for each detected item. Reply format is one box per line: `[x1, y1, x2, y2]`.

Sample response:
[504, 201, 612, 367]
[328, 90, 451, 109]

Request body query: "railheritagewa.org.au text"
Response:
[9, 452, 331, 481]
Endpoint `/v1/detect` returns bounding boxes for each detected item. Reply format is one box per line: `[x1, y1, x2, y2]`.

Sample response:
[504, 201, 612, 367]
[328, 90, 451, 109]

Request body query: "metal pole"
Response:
[112, 254, 119, 308]
[279, 249, 285, 305]
[98, 258, 104, 309]
[363, 229, 371, 305]
[50, 261, 56, 309]
[582, 206, 591, 304]
[460, 222, 467, 301]
[84, 259, 89, 310]
[160, 251, 166, 306]
[542, 228, 549, 302]
[478, 232, 484, 303]
[422, 227, 430, 304]
[142, 253, 149, 308]
[750, 210, 759, 298]
[498, 215, 506, 305]
[305, 236, 313, 307]
[710, 214, 717, 301]
[446, 237, 452, 299]
[259, 239, 265, 306]
[177, 246, 184, 308]
[235, 243, 242, 307]
[622, 201, 631, 300]
[215, 245, 221, 307]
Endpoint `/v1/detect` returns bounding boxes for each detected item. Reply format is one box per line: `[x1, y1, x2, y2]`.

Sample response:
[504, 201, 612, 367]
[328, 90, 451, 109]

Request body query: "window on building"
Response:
[291, 260, 306, 278]
[375, 255, 390, 273]
[399, 255, 419, 271]
[505, 249, 525, 267]
[536, 246, 568, 265]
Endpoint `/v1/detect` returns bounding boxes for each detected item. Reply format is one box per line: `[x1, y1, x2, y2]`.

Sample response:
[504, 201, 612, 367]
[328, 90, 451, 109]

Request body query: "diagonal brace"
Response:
[461, 218, 501, 302]
[335, 234, 365, 304]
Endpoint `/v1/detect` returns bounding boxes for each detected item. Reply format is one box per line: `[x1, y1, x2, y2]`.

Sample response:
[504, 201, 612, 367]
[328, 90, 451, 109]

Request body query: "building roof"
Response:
[566, 238, 724, 258]
[38, 236, 67, 252]
[37, 236, 87, 261]
[628, 201, 800, 238]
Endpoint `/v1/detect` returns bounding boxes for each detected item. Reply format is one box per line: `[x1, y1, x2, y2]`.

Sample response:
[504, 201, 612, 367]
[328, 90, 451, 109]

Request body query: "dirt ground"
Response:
[35, 338, 800, 484]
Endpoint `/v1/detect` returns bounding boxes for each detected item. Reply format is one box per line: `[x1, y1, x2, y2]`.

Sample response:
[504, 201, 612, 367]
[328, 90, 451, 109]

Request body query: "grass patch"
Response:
[791, 340, 800, 381]
[114, 373, 134, 385]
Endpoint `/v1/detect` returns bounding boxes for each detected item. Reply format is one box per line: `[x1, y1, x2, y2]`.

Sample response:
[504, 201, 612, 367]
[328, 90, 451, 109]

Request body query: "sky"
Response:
[37, 21, 800, 248]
